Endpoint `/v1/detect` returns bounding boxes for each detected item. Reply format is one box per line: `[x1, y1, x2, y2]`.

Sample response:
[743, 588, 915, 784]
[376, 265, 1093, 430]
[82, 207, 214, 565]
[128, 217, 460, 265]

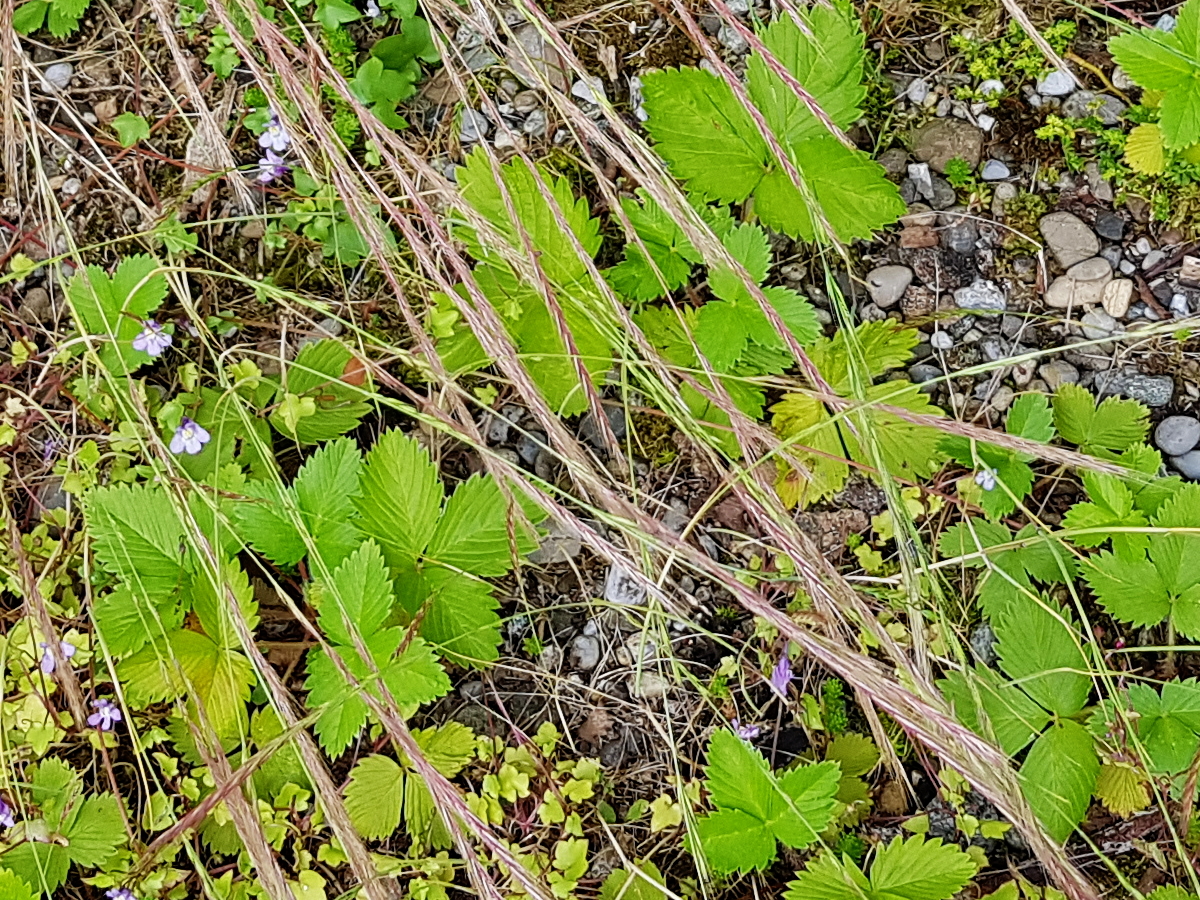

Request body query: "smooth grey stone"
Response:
[1156, 416, 1200, 455]
[1173, 450, 1200, 479]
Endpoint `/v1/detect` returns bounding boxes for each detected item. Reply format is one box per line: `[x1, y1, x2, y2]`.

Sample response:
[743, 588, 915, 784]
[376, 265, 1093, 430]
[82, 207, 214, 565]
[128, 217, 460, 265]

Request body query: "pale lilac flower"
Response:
[256, 149, 290, 184]
[768, 654, 793, 700]
[38, 640, 76, 674]
[0, 798, 14, 829]
[107, 889, 136, 900]
[974, 467, 998, 492]
[132, 320, 172, 357]
[365, 0, 382, 17]
[258, 111, 291, 154]
[170, 417, 210, 455]
[88, 698, 122, 732]
[731, 719, 760, 741]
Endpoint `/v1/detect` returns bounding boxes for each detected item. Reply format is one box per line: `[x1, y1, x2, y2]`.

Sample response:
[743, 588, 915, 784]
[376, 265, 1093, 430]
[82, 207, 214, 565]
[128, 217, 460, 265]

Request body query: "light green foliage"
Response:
[13, 0, 90, 37]
[605, 190, 703, 301]
[1094, 679, 1200, 774]
[270, 339, 371, 443]
[1062, 466, 1156, 561]
[950, 20, 1077, 84]
[0, 871, 35, 900]
[599, 863, 669, 900]
[772, 322, 945, 505]
[944, 392, 1056, 519]
[282, 170, 396, 265]
[1052, 383, 1149, 455]
[641, 3, 904, 241]
[634, 217, 820, 456]
[344, 723, 475, 845]
[67, 254, 169, 373]
[440, 150, 611, 416]
[1082, 484, 1200, 639]
[353, 429, 541, 665]
[304, 541, 450, 755]
[0, 761, 126, 893]
[112, 112, 150, 147]
[691, 729, 840, 874]
[785, 835, 977, 900]
[941, 591, 1096, 842]
[1110, 0, 1200, 149]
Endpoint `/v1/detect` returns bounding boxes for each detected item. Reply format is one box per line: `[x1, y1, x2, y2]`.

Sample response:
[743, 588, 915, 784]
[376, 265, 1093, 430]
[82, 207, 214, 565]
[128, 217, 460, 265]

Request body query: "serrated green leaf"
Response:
[785, 835, 975, 900]
[1125, 122, 1168, 174]
[344, 755, 405, 839]
[995, 594, 1090, 717]
[0, 844, 69, 895]
[190, 558, 259, 650]
[32, 758, 80, 826]
[1062, 470, 1149, 559]
[425, 475, 538, 577]
[237, 481, 308, 567]
[0, 870, 36, 900]
[68, 254, 168, 372]
[354, 429, 444, 569]
[62, 794, 124, 866]
[1019, 720, 1098, 843]
[1007, 392, 1055, 443]
[13, 1, 49, 35]
[606, 191, 700, 301]
[1052, 383, 1149, 452]
[824, 733, 878, 779]
[396, 565, 501, 666]
[709, 223, 771, 301]
[93, 584, 185, 657]
[641, 67, 770, 204]
[1128, 680, 1200, 773]
[1109, 23, 1200, 149]
[87, 482, 189, 599]
[811, 320, 920, 391]
[940, 665, 1051, 756]
[111, 112, 150, 147]
[294, 436, 362, 568]
[693, 730, 840, 873]
[315, 540, 394, 645]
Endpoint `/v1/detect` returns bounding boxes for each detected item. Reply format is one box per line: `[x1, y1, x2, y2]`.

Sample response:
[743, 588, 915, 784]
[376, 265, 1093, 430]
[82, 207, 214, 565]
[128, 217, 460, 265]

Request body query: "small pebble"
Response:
[604, 564, 647, 606]
[1036, 68, 1075, 97]
[1094, 212, 1125, 241]
[865, 265, 913, 309]
[981, 159, 1010, 180]
[1039, 359, 1080, 391]
[569, 635, 601, 672]
[43, 62, 73, 90]
[572, 76, 607, 105]
[1173, 450, 1200, 480]
[978, 79, 1004, 97]
[460, 109, 491, 143]
[1155, 416, 1200, 456]
[1143, 249, 1167, 271]
[930, 330, 954, 350]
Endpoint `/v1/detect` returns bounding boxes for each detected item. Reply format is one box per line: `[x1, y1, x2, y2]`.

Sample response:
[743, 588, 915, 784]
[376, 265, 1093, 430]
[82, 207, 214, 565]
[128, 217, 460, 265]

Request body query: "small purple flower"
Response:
[0, 798, 15, 829]
[256, 149, 291, 184]
[365, 0, 381, 17]
[170, 417, 211, 455]
[38, 640, 76, 675]
[768, 653, 793, 700]
[88, 698, 123, 732]
[974, 467, 997, 492]
[107, 889, 136, 900]
[732, 719, 760, 741]
[132, 320, 172, 357]
[258, 112, 291, 154]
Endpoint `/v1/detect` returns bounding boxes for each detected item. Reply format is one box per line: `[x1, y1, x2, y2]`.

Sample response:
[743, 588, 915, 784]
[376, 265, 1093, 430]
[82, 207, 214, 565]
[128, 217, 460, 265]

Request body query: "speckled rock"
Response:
[911, 118, 984, 173]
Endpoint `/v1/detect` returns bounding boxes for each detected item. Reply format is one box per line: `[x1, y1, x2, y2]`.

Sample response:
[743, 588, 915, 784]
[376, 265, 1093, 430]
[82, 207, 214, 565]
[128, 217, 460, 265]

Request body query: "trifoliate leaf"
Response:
[67, 254, 169, 372]
[785, 835, 976, 900]
[344, 755, 405, 839]
[994, 594, 1090, 718]
[1083, 534, 1200, 639]
[112, 112, 150, 147]
[1052, 383, 1149, 452]
[354, 429, 444, 569]
[1019, 720, 1099, 843]
[1095, 762, 1150, 817]
[692, 730, 840, 874]
[1110, 19, 1200, 149]
[605, 191, 701, 301]
[1125, 122, 1168, 174]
